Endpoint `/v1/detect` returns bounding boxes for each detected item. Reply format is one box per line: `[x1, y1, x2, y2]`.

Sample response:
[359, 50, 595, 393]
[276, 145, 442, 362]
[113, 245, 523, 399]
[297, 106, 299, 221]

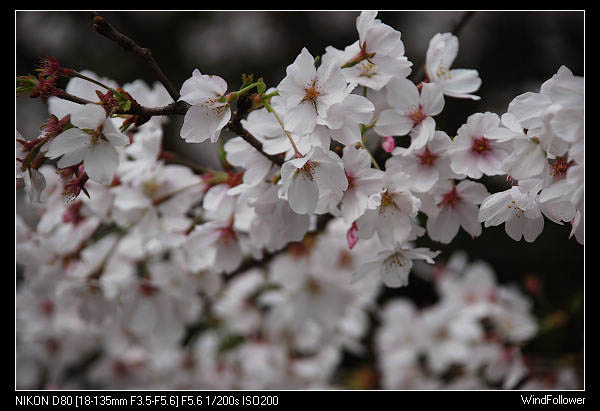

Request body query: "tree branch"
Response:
[90, 11, 180, 103]
[227, 114, 285, 167]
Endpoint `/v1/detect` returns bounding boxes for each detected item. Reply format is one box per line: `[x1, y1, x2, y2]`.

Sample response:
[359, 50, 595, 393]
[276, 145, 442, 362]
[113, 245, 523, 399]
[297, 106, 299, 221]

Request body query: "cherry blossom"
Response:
[179, 69, 231, 143]
[339, 145, 384, 223]
[327, 10, 412, 90]
[355, 163, 422, 245]
[278, 49, 349, 136]
[45, 103, 128, 184]
[386, 130, 462, 192]
[449, 112, 511, 179]
[279, 147, 348, 215]
[478, 179, 545, 242]
[425, 33, 482, 100]
[354, 244, 439, 288]
[375, 78, 444, 150]
[424, 179, 489, 244]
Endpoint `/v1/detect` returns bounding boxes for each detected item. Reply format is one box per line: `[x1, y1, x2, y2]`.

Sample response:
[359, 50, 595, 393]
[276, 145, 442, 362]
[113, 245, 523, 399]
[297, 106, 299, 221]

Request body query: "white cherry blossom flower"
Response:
[46, 103, 128, 184]
[326, 11, 412, 90]
[339, 145, 384, 223]
[242, 96, 311, 160]
[485, 113, 548, 181]
[186, 220, 243, 274]
[224, 137, 275, 187]
[449, 112, 511, 179]
[375, 78, 444, 151]
[387, 130, 462, 192]
[425, 179, 489, 244]
[354, 244, 439, 288]
[179, 69, 231, 143]
[355, 164, 421, 245]
[478, 179, 545, 242]
[277, 48, 349, 136]
[311, 92, 375, 148]
[279, 147, 348, 215]
[425, 33, 482, 100]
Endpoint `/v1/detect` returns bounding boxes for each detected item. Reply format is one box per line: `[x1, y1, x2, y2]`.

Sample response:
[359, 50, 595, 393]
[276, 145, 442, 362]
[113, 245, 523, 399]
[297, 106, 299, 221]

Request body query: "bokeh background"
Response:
[16, 11, 584, 387]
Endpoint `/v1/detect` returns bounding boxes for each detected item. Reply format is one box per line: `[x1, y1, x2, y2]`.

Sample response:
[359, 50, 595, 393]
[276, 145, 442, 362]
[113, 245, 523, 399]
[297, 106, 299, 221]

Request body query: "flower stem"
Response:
[262, 98, 302, 158]
[358, 141, 381, 170]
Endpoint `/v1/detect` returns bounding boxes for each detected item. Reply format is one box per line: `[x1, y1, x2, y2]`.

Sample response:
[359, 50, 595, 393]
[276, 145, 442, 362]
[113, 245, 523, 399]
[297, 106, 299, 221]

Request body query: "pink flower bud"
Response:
[347, 222, 358, 250]
[381, 136, 395, 153]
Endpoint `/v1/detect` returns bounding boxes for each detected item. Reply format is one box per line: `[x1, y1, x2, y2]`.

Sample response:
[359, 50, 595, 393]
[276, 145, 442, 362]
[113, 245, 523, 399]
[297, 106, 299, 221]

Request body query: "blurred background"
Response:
[16, 11, 584, 387]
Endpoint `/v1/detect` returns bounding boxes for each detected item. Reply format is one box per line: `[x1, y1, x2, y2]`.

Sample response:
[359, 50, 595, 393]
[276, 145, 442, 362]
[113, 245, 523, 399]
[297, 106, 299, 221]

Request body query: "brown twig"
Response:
[55, 92, 189, 116]
[227, 115, 285, 167]
[90, 11, 180, 103]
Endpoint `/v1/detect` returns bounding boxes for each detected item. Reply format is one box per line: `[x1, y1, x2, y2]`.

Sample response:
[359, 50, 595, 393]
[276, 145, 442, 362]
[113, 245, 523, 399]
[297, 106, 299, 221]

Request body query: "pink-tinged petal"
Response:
[470, 112, 500, 137]
[46, 128, 91, 158]
[450, 150, 483, 179]
[478, 191, 512, 226]
[341, 191, 367, 223]
[113, 186, 152, 211]
[408, 116, 436, 151]
[102, 119, 129, 146]
[278, 48, 317, 108]
[356, 11, 378, 44]
[381, 253, 412, 288]
[243, 158, 272, 186]
[477, 149, 505, 176]
[412, 165, 439, 192]
[442, 69, 482, 96]
[427, 209, 460, 244]
[70, 103, 106, 129]
[84, 140, 118, 184]
[180, 104, 230, 143]
[179, 69, 227, 105]
[365, 22, 401, 55]
[485, 126, 521, 142]
[550, 108, 583, 143]
[456, 201, 482, 238]
[456, 180, 489, 204]
[505, 215, 524, 241]
[385, 78, 420, 113]
[343, 145, 371, 175]
[507, 92, 552, 126]
[437, 33, 458, 70]
[374, 109, 413, 136]
[287, 172, 319, 215]
[285, 102, 317, 135]
[57, 147, 87, 169]
[215, 235, 243, 274]
[426, 33, 458, 79]
[420, 83, 445, 116]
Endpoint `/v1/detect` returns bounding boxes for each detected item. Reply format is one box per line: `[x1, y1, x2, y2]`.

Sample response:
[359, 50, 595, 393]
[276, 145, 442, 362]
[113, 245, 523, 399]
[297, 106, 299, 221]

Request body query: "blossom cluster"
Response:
[376, 252, 581, 389]
[16, 11, 583, 389]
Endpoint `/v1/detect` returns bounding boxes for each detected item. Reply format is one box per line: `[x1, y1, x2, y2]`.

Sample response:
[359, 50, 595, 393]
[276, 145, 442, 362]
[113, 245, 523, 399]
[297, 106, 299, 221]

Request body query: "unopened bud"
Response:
[381, 136, 396, 153]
